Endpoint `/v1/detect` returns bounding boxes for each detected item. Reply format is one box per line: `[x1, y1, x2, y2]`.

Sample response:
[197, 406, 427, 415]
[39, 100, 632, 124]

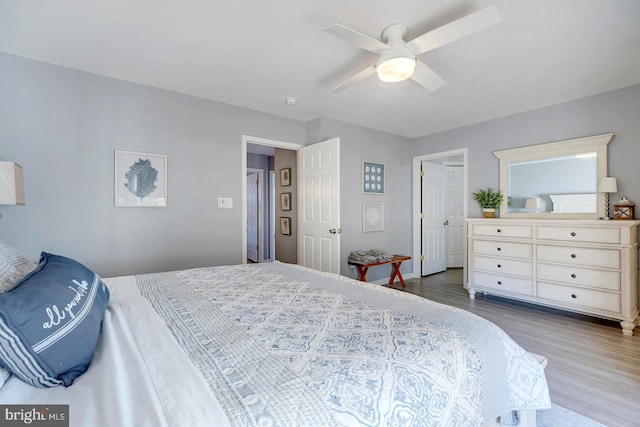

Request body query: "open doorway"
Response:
[242, 136, 342, 273]
[242, 136, 303, 264]
[412, 148, 468, 282]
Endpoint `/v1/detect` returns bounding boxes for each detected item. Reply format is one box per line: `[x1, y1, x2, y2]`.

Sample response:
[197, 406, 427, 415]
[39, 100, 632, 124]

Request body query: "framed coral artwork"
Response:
[114, 150, 167, 207]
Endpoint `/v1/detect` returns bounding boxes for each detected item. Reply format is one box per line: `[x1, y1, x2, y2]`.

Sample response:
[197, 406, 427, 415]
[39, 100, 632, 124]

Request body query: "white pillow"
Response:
[0, 240, 37, 293]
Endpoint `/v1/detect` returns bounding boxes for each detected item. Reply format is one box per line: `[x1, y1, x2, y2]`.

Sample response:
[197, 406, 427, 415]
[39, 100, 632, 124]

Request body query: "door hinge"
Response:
[420, 170, 424, 177]
[420, 254, 425, 261]
[420, 213, 424, 219]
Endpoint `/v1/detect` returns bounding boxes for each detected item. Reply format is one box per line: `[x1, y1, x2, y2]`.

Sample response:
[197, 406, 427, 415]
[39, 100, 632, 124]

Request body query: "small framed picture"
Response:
[280, 217, 292, 235]
[362, 161, 384, 194]
[115, 150, 167, 207]
[280, 167, 291, 187]
[362, 201, 384, 232]
[281, 192, 291, 211]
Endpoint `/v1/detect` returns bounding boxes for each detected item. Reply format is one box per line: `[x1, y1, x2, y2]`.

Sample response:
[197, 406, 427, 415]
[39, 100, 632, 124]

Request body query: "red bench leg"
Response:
[357, 265, 369, 282]
[389, 262, 406, 287]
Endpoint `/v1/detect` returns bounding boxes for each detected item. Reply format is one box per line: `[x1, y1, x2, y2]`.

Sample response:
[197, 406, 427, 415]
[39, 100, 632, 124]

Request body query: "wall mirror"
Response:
[493, 133, 613, 219]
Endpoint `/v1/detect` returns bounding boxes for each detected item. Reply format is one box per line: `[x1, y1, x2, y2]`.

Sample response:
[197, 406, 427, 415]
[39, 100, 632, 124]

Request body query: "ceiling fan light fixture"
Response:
[376, 55, 416, 83]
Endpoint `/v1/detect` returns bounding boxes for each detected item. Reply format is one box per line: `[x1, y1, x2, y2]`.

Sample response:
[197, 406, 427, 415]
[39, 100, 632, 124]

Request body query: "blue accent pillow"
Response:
[0, 252, 110, 387]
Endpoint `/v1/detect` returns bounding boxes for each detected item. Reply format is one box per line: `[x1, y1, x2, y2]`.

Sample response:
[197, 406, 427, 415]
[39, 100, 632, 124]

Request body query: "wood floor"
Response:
[392, 269, 639, 427]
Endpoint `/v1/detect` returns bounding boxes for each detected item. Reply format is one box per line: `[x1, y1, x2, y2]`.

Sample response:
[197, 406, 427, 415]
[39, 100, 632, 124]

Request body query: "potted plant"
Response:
[472, 187, 504, 218]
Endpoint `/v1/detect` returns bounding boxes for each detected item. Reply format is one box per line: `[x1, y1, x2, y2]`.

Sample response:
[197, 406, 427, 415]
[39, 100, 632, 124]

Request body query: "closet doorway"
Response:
[412, 148, 467, 280]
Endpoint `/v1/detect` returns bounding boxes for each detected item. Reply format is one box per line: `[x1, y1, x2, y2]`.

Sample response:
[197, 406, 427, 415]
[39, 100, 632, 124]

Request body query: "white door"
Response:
[246, 172, 259, 262]
[446, 165, 465, 267]
[298, 138, 340, 274]
[421, 161, 447, 275]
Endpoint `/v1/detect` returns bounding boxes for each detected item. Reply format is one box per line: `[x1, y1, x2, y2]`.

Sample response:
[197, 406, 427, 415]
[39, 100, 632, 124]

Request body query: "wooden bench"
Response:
[348, 255, 411, 287]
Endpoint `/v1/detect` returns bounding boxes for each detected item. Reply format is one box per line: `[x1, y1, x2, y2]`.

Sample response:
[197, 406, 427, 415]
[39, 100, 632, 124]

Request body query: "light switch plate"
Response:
[217, 197, 233, 208]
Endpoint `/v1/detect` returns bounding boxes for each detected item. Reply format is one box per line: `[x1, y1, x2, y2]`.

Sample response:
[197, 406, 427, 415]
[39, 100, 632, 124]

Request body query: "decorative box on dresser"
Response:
[467, 219, 640, 336]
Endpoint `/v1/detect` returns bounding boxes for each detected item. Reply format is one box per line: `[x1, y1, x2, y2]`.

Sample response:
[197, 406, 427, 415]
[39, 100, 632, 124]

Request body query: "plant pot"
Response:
[482, 208, 496, 218]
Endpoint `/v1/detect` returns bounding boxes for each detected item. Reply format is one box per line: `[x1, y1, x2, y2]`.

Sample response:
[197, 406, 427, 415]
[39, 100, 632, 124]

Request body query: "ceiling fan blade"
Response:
[323, 23, 389, 53]
[406, 6, 502, 55]
[329, 64, 377, 93]
[410, 61, 446, 91]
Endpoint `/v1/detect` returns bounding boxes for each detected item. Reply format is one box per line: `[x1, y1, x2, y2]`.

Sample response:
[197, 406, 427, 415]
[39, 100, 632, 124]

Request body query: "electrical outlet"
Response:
[217, 197, 233, 208]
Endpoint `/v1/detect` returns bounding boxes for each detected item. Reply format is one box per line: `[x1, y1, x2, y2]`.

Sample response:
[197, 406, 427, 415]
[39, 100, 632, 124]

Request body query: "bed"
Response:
[0, 250, 550, 427]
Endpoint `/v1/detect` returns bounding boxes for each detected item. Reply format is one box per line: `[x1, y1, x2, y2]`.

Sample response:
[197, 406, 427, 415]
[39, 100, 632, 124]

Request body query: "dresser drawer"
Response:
[473, 255, 533, 277]
[536, 226, 621, 244]
[472, 240, 533, 260]
[471, 224, 533, 239]
[537, 282, 621, 313]
[472, 271, 533, 295]
[536, 245, 620, 269]
[537, 263, 621, 291]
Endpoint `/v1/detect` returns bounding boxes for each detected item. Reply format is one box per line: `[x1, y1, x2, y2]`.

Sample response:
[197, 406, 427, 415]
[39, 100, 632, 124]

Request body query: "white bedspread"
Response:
[137, 262, 549, 426]
[0, 262, 550, 426]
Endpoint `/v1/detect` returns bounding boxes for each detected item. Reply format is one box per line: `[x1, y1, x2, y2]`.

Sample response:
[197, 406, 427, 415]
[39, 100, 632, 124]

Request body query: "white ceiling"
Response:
[1, 0, 639, 138]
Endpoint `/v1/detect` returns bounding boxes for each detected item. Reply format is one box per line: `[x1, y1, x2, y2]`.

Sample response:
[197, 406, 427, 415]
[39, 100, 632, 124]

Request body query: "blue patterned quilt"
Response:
[135, 262, 550, 426]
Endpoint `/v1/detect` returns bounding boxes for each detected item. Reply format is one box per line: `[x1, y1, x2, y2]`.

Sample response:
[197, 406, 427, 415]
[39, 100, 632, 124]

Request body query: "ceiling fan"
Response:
[323, 5, 501, 93]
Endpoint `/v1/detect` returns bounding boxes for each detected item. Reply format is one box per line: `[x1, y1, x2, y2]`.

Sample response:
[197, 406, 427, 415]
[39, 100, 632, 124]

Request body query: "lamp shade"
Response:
[524, 198, 541, 209]
[598, 177, 618, 193]
[0, 161, 25, 205]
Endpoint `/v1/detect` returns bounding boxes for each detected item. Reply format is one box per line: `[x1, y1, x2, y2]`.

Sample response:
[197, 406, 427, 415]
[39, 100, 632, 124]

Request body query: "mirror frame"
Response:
[493, 133, 614, 219]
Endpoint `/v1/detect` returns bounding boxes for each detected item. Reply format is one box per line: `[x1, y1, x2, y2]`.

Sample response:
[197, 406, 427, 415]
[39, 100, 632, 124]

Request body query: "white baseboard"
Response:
[369, 272, 417, 286]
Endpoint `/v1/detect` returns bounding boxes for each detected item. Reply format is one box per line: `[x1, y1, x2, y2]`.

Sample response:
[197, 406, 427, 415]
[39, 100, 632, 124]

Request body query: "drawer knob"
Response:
[497, 229, 502, 233]
[571, 273, 577, 278]
[497, 281, 502, 285]
[497, 247, 502, 251]
[570, 232, 576, 237]
[571, 294, 577, 299]
[497, 264, 502, 268]
[571, 254, 577, 258]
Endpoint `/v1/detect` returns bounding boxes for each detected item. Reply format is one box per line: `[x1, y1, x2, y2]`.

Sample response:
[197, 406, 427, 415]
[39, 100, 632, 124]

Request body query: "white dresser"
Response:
[467, 219, 640, 335]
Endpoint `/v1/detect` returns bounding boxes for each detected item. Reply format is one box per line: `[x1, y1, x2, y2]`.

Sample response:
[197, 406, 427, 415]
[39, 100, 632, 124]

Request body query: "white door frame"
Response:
[247, 168, 264, 262]
[269, 170, 276, 261]
[242, 135, 304, 263]
[412, 148, 468, 284]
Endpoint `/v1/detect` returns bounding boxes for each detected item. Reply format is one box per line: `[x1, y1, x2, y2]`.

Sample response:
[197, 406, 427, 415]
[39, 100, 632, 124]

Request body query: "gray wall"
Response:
[0, 52, 305, 276]
[412, 84, 640, 218]
[2, 51, 639, 285]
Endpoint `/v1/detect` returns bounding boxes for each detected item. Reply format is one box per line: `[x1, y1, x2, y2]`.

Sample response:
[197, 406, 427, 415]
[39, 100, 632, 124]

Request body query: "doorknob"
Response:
[329, 228, 342, 234]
